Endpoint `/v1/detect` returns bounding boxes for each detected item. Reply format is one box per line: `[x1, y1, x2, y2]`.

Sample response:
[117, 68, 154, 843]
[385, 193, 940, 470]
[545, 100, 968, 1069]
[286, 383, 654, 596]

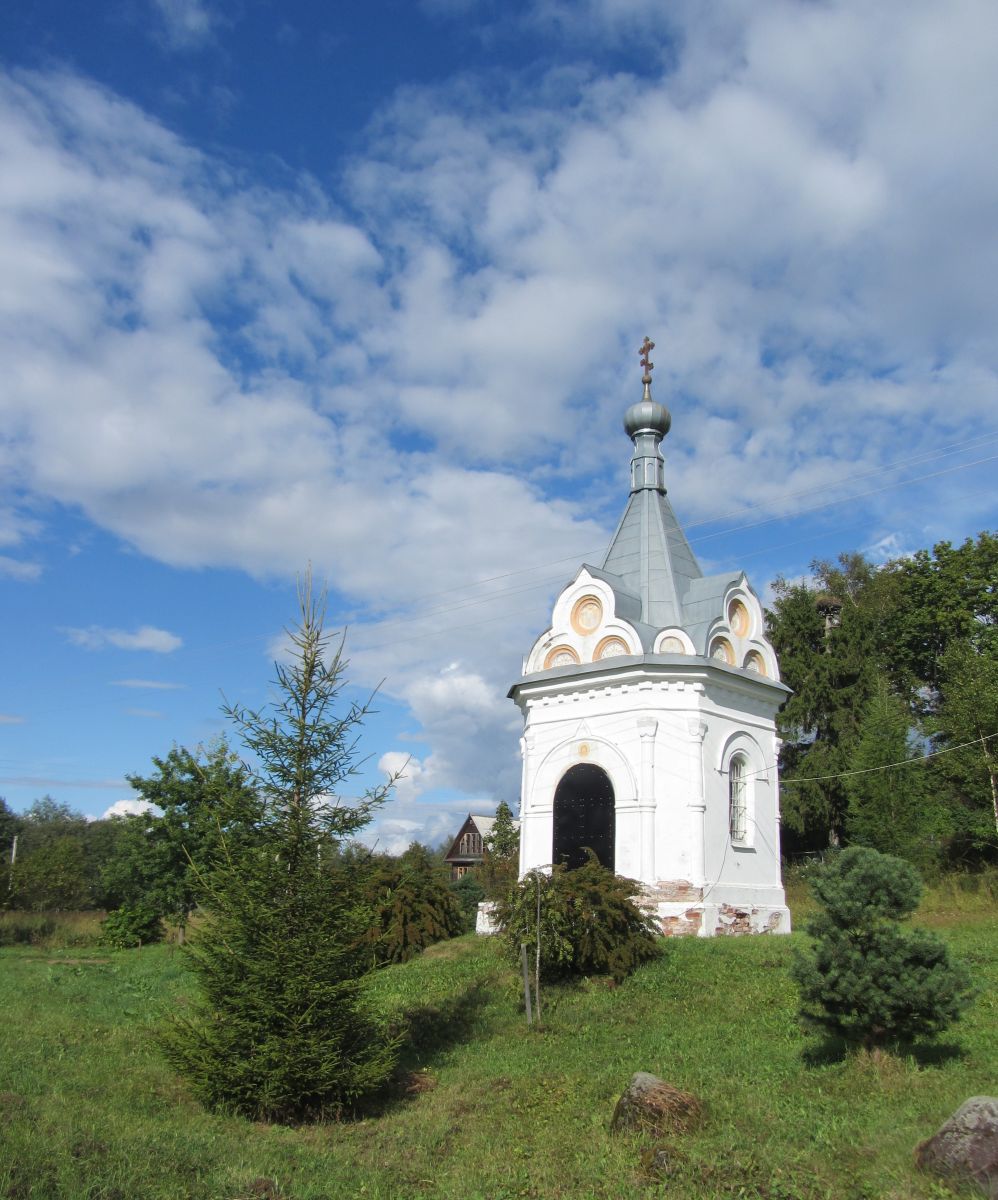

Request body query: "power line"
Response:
[756, 730, 998, 786]
[387, 427, 998, 607]
[350, 445, 998, 638]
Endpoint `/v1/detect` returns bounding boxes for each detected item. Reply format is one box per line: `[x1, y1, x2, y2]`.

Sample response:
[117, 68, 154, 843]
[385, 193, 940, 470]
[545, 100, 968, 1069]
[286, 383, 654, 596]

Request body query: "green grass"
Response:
[1, 905, 996, 1199]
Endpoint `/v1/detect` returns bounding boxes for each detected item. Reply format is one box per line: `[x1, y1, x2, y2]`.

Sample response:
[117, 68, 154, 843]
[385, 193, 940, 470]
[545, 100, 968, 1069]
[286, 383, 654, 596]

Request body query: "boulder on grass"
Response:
[610, 1072, 704, 1137]
[915, 1096, 998, 1198]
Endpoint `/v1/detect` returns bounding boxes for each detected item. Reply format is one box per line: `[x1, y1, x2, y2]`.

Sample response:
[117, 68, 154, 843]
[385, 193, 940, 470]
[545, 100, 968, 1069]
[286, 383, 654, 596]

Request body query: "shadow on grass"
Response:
[802, 1035, 967, 1068]
[361, 979, 495, 1114]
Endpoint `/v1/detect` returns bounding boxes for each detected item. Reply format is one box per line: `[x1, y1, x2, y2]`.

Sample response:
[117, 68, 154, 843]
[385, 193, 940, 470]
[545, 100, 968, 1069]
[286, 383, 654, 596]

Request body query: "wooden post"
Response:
[535, 873, 542, 1027]
[520, 942, 533, 1026]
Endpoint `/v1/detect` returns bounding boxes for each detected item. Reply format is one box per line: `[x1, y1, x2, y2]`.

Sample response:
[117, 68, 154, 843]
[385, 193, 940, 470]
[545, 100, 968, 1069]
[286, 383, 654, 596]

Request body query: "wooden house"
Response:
[444, 813, 519, 880]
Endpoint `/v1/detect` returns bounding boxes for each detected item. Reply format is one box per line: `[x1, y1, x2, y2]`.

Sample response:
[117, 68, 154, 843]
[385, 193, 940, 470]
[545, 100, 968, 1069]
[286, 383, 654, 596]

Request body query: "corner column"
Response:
[637, 716, 657, 884]
[687, 718, 708, 888]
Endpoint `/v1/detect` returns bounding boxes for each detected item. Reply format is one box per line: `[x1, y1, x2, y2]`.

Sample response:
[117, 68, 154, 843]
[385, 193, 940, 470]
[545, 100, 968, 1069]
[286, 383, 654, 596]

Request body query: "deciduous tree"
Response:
[103, 740, 260, 940]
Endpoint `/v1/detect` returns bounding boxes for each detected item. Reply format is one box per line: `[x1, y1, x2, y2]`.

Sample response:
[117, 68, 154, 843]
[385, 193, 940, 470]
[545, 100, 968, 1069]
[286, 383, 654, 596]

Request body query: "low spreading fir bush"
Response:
[792, 845, 974, 1049]
[495, 854, 660, 982]
[364, 843, 465, 963]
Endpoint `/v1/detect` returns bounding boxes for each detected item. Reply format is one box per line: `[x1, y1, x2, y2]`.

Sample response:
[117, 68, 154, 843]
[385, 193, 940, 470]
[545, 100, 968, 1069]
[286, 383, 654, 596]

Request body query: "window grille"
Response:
[729, 756, 747, 842]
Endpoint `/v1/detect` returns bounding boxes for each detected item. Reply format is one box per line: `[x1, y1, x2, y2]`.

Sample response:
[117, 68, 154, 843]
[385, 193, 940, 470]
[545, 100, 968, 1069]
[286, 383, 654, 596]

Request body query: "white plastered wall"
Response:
[514, 664, 791, 936]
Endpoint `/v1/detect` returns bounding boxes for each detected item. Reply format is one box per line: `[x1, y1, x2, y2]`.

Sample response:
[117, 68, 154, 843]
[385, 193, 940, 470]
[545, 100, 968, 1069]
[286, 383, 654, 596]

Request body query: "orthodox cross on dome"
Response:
[639, 336, 655, 384]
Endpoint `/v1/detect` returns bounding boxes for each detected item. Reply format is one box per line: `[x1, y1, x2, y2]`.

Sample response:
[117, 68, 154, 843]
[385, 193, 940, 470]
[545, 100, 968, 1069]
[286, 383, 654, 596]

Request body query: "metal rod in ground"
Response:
[520, 942, 533, 1026]
[535, 874, 542, 1027]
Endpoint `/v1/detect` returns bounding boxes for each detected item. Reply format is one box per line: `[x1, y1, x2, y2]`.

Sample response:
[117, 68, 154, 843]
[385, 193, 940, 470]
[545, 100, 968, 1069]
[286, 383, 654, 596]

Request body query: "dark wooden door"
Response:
[552, 763, 615, 871]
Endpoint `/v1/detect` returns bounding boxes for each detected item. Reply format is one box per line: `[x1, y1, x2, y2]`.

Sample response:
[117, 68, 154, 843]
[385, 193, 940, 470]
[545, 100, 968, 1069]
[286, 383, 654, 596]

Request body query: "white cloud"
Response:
[149, 0, 216, 49]
[0, 555, 41, 581]
[63, 625, 183, 653]
[378, 750, 424, 801]
[0, 714, 25, 725]
[2, 4, 998, 815]
[103, 798, 158, 819]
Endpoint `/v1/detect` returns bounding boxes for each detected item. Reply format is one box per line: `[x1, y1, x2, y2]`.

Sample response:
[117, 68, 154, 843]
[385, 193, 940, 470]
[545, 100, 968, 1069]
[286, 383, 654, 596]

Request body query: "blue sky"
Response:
[2, 0, 997, 852]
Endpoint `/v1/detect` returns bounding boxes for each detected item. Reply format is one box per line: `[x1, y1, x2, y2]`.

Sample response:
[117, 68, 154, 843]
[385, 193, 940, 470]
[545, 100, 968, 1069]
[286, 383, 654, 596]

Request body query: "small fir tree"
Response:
[159, 574, 400, 1121]
[450, 870, 485, 931]
[792, 846, 973, 1050]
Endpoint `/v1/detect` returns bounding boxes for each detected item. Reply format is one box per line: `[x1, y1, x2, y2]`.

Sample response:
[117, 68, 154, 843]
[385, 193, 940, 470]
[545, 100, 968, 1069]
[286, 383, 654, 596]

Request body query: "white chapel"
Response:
[508, 339, 791, 936]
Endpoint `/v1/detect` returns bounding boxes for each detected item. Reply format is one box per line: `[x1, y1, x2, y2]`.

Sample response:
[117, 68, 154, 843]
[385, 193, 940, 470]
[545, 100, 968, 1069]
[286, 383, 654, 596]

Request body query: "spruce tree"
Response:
[159, 575, 400, 1121]
[479, 800, 520, 900]
[844, 681, 947, 866]
[792, 847, 973, 1050]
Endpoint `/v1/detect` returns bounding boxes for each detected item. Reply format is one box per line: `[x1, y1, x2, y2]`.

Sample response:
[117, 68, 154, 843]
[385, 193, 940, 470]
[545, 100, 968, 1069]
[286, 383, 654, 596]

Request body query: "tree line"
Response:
[768, 530, 997, 866]
[0, 765, 489, 960]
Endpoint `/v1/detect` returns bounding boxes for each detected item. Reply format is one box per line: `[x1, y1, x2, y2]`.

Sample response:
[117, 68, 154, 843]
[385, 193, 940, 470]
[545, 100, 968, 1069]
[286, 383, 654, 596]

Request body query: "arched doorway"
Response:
[552, 763, 615, 871]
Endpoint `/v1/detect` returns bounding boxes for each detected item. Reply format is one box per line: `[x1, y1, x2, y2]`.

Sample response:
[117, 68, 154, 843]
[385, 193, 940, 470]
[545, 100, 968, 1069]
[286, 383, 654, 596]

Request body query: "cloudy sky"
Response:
[2, 0, 997, 851]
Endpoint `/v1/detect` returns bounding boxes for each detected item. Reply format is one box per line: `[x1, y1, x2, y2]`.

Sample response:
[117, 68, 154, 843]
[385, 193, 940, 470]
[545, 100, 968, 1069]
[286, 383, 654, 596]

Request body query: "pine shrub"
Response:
[495, 854, 659, 982]
[792, 846, 974, 1049]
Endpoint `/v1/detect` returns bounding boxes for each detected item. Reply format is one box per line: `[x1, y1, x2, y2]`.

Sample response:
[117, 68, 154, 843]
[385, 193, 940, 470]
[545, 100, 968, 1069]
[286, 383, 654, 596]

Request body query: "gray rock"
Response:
[610, 1071, 704, 1137]
[915, 1096, 998, 1198]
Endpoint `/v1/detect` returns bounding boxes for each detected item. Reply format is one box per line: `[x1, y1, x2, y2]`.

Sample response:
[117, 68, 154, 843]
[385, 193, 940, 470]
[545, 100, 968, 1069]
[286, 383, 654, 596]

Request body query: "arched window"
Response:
[729, 755, 748, 843]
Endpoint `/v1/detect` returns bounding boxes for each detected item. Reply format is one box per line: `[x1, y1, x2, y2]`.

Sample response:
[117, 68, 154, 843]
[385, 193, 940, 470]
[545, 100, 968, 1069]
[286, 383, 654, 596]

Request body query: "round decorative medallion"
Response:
[659, 635, 686, 654]
[744, 650, 766, 675]
[710, 637, 734, 664]
[544, 644, 579, 670]
[595, 635, 629, 660]
[571, 595, 603, 635]
[728, 599, 750, 637]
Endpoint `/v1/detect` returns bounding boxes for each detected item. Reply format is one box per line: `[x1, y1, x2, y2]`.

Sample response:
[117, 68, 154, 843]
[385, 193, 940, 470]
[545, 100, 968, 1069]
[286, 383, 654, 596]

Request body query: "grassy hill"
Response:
[1, 886, 995, 1199]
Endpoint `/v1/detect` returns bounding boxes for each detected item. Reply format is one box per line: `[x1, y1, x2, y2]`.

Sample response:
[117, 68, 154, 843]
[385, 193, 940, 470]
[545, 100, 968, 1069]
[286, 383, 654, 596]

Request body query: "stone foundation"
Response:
[641, 883, 791, 938]
[475, 900, 500, 936]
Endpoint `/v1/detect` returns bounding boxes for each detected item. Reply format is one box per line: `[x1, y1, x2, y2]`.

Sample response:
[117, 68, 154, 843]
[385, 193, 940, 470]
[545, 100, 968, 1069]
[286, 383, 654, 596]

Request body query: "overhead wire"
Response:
[348, 440, 998, 643]
[775, 730, 998, 786]
[385, 426, 998, 608]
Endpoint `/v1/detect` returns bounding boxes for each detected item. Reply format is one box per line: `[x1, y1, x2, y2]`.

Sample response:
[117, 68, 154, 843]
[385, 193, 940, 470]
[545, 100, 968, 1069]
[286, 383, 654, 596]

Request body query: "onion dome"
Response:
[624, 395, 671, 439]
